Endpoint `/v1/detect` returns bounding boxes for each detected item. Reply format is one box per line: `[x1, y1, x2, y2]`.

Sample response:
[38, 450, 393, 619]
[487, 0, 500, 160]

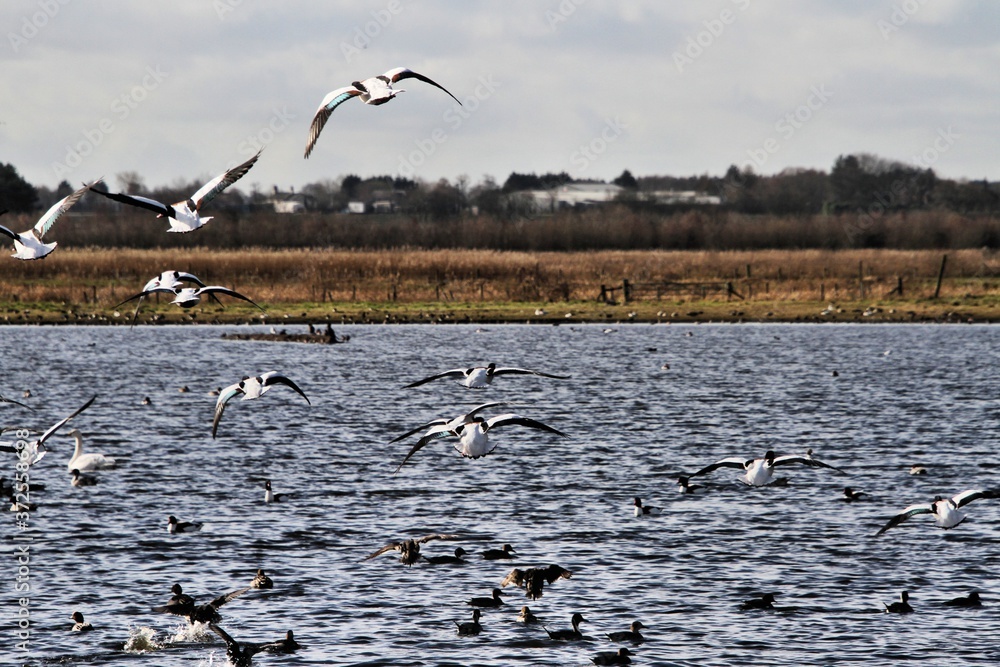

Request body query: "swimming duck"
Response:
[363, 533, 460, 566]
[90, 151, 260, 233]
[909, 465, 928, 475]
[212, 372, 310, 438]
[592, 647, 632, 665]
[689, 450, 843, 487]
[544, 612, 587, 640]
[517, 606, 540, 623]
[842, 487, 866, 502]
[70, 469, 98, 487]
[943, 592, 982, 608]
[467, 588, 506, 608]
[455, 608, 483, 636]
[740, 593, 777, 610]
[423, 547, 467, 565]
[140, 396, 152, 405]
[875, 489, 999, 536]
[250, 569, 273, 589]
[0, 181, 100, 260]
[500, 565, 572, 600]
[677, 476, 701, 494]
[22, 389, 31, 398]
[884, 591, 913, 613]
[633, 497, 660, 517]
[65, 429, 116, 471]
[257, 629, 300, 654]
[153, 584, 250, 625]
[70, 611, 93, 632]
[305, 68, 462, 158]
[482, 544, 517, 560]
[21, 395, 96, 465]
[264, 480, 287, 504]
[606, 620, 645, 643]
[167, 515, 203, 534]
[404, 362, 570, 389]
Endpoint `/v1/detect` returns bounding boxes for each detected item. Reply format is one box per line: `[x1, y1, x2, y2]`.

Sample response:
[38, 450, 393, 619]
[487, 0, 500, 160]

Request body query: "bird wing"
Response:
[491, 367, 571, 380]
[545, 565, 573, 583]
[209, 586, 251, 610]
[191, 150, 261, 209]
[36, 395, 96, 448]
[414, 533, 460, 545]
[403, 368, 467, 388]
[304, 86, 364, 158]
[383, 67, 462, 105]
[953, 489, 994, 509]
[690, 457, 749, 477]
[89, 188, 172, 217]
[388, 418, 448, 444]
[196, 286, 265, 312]
[208, 623, 238, 650]
[260, 372, 310, 404]
[363, 541, 403, 561]
[174, 271, 208, 288]
[772, 454, 844, 473]
[463, 401, 511, 420]
[500, 568, 526, 589]
[0, 223, 17, 242]
[483, 414, 567, 437]
[0, 394, 31, 409]
[211, 382, 244, 438]
[113, 287, 176, 310]
[393, 425, 454, 474]
[875, 503, 934, 536]
[33, 179, 100, 239]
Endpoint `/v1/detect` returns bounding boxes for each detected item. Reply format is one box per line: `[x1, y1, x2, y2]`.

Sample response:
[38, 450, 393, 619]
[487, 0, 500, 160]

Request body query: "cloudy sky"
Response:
[2, 1, 998, 193]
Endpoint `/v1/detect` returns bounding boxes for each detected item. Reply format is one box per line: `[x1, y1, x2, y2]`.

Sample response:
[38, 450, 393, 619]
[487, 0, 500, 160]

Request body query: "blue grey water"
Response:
[2, 323, 999, 666]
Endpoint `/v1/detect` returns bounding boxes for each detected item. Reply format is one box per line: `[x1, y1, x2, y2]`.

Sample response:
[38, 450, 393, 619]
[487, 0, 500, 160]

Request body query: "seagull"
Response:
[152, 584, 249, 624]
[90, 151, 260, 233]
[544, 612, 586, 640]
[70, 468, 98, 487]
[500, 564, 572, 600]
[19, 395, 96, 465]
[884, 590, 913, 613]
[212, 372, 310, 438]
[689, 450, 843, 487]
[362, 533, 460, 566]
[394, 412, 567, 470]
[305, 67, 462, 158]
[874, 489, 998, 536]
[0, 181, 100, 260]
[264, 480, 287, 504]
[633, 497, 660, 517]
[606, 621, 645, 643]
[467, 588, 506, 608]
[64, 429, 116, 471]
[70, 611, 93, 632]
[115, 284, 263, 327]
[592, 648, 633, 665]
[740, 593, 777, 610]
[455, 609, 483, 636]
[250, 569, 273, 589]
[404, 362, 570, 389]
[167, 515, 203, 534]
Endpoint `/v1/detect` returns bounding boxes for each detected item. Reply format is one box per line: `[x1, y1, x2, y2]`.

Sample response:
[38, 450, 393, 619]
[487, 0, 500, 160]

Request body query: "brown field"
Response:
[0, 247, 997, 324]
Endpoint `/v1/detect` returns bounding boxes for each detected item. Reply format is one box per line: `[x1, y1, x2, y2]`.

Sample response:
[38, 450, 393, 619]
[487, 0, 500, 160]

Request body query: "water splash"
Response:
[122, 625, 162, 653]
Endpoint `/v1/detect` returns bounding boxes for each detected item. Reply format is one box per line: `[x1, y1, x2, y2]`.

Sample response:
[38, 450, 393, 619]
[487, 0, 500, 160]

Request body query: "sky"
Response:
[2, 0, 999, 194]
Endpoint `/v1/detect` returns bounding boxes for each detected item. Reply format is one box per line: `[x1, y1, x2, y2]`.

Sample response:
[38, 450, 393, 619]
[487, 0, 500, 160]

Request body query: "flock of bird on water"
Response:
[2, 66, 996, 665]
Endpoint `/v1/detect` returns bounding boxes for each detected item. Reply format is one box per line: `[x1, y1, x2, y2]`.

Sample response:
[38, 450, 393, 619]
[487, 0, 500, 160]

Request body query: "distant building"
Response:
[346, 189, 406, 214]
[517, 182, 625, 212]
[268, 186, 314, 213]
[646, 190, 722, 205]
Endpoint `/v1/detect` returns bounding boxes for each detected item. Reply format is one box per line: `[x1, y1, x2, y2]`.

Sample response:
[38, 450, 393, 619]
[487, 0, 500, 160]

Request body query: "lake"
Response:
[2, 322, 999, 666]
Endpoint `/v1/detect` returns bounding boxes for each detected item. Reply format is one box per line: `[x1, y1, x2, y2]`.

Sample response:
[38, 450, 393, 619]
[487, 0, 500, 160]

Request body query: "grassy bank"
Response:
[0, 248, 996, 324]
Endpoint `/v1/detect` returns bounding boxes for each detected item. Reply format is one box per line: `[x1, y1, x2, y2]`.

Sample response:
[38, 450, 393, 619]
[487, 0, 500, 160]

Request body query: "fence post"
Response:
[933, 254, 947, 299]
[623, 279, 631, 303]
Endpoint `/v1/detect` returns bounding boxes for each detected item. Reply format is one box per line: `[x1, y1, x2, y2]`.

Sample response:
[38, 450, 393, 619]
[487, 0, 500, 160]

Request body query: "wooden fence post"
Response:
[933, 254, 947, 299]
[623, 279, 631, 303]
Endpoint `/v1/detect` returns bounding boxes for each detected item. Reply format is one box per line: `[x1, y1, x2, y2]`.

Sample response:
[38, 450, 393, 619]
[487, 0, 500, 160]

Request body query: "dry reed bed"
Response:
[0, 248, 997, 307]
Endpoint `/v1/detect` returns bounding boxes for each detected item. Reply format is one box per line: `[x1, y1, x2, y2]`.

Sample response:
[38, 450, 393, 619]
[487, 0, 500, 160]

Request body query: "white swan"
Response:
[305, 67, 461, 158]
[0, 181, 100, 260]
[89, 151, 260, 233]
[65, 429, 116, 471]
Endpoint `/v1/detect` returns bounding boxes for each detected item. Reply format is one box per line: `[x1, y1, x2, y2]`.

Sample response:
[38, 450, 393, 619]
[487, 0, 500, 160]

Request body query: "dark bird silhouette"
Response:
[152, 583, 250, 624]
[500, 564, 572, 600]
[455, 609, 483, 636]
[606, 620, 645, 643]
[362, 533, 460, 566]
[740, 593, 777, 610]
[544, 612, 587, 640]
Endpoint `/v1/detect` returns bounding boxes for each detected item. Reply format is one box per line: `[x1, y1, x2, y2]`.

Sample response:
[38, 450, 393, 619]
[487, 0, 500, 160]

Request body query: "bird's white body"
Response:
[690, 450, 842, 487]
[142, 270, 205, 293]
[11, 233, 57, 260]
[876, 489, 996, 536]
[66, 429, 116, 472]
[454, 421, 496, 459]
[1, 181, 99, 260]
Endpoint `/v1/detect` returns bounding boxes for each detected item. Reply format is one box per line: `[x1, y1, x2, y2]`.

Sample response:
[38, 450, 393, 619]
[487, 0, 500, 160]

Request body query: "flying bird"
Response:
[114, 270, 209, 325]
[152, 583, 249, 625]
[689, 450, 843, 487]
[362, 533, 460, 566]
[18, 395, 97, 465]
[0, 181, 100, 260]
[115, 283, 263, 327]
[391, 402, 511, 473]
[208, 623, 298, 666]
[500, 564, 572, 600]
[874, 489, 998, 536]
[212, 372, 310, 438]
[404, 362, 570, 389]
[305, 67, 461, 158]
[89, 151, 260, 232]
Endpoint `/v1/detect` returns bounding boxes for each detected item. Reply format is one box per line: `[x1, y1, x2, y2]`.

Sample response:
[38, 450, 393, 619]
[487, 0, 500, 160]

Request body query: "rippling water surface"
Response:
[2, 323, 999, 666]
